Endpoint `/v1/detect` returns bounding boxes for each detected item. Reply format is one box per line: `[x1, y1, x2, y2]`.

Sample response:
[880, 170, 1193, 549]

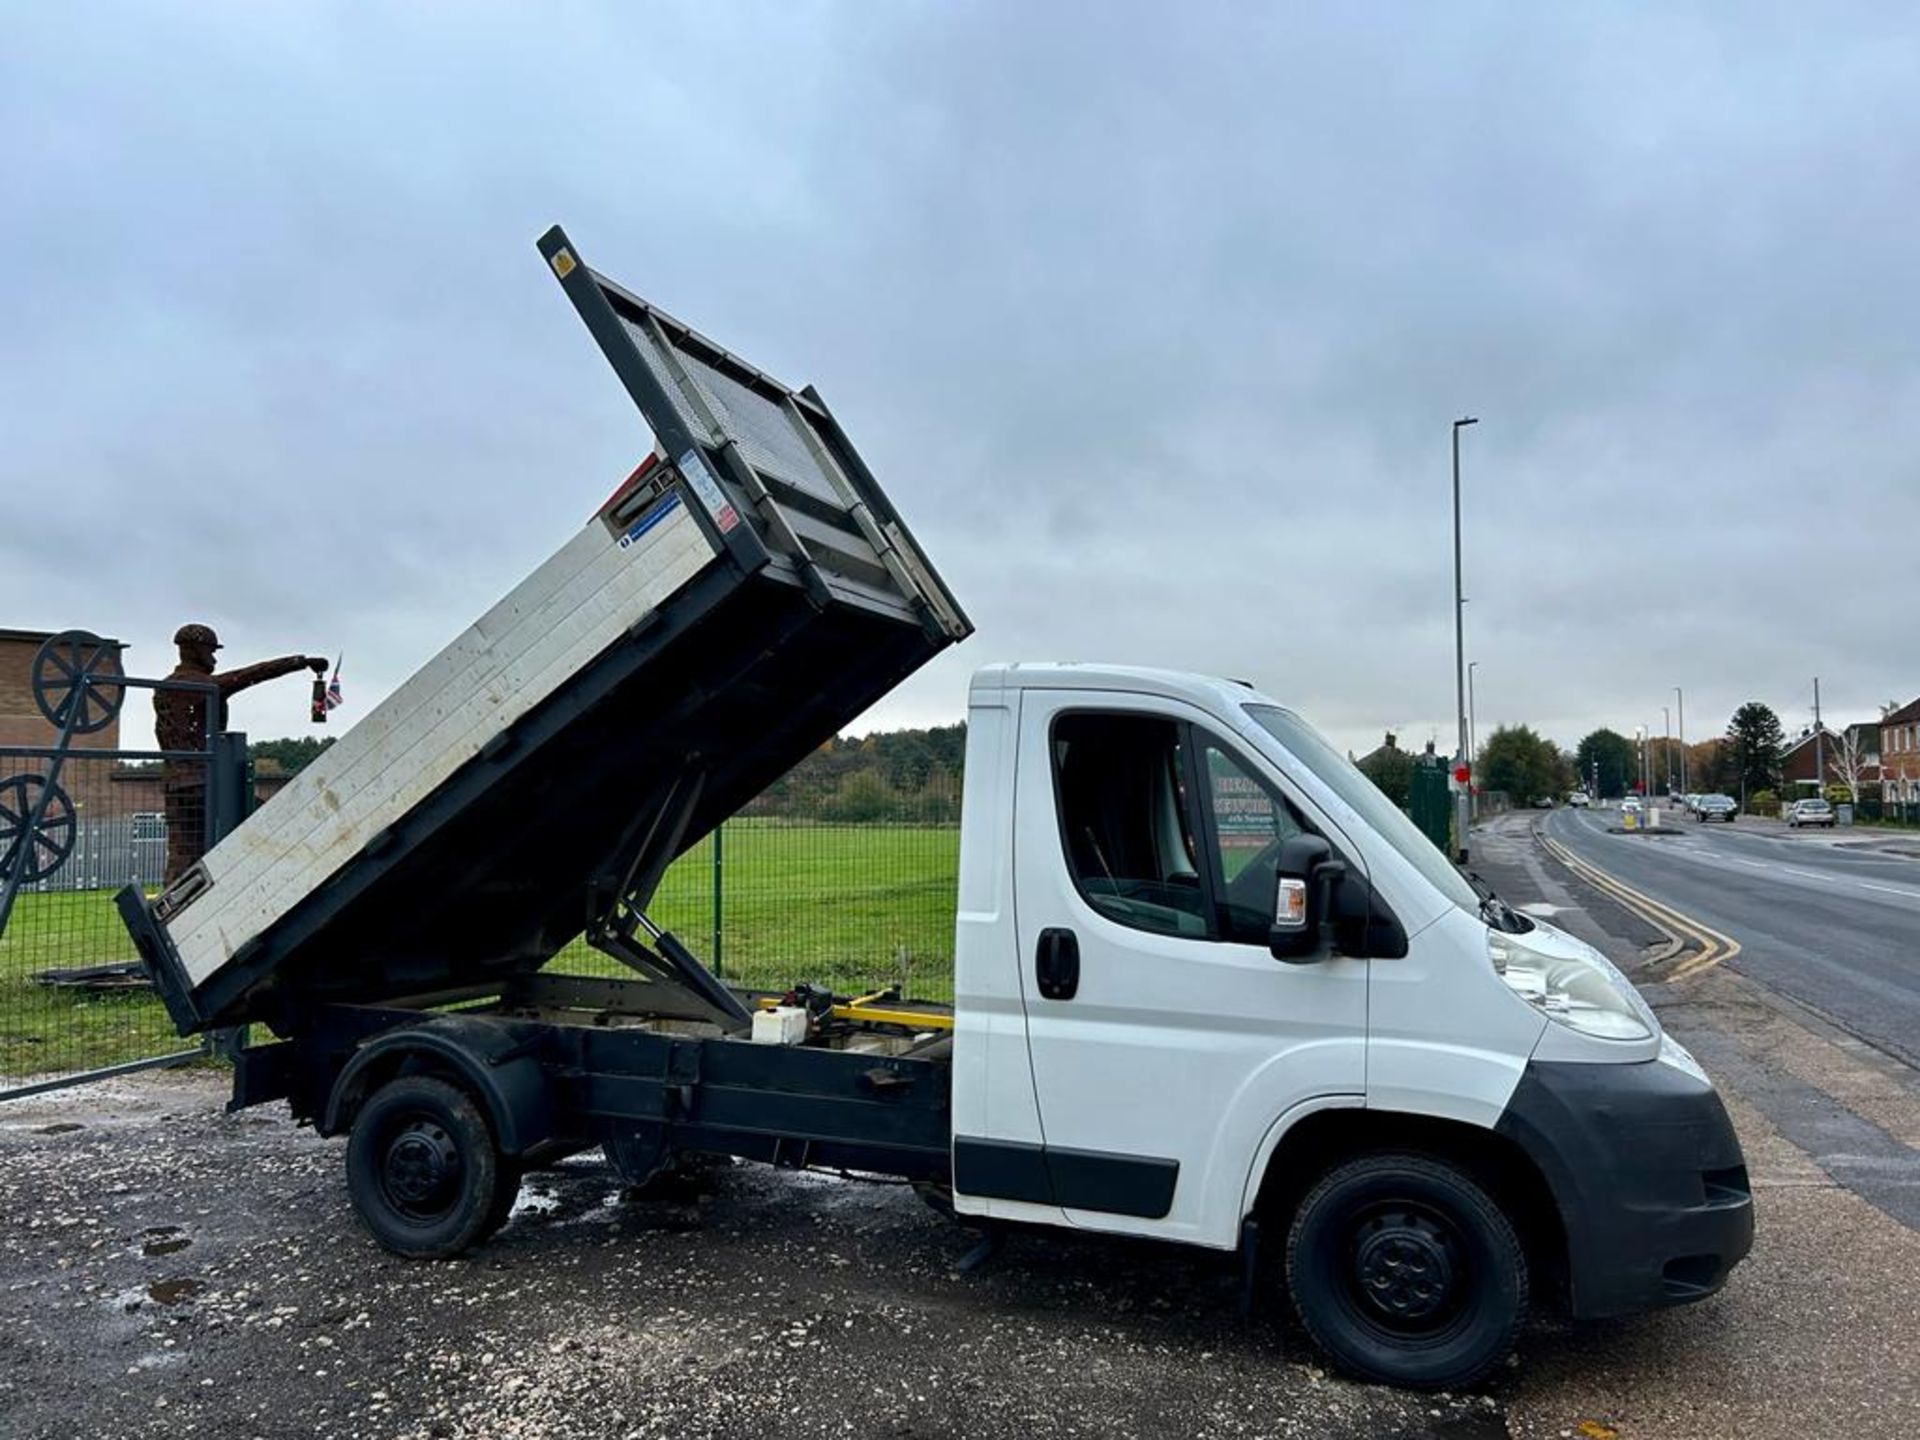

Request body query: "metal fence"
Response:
[0, 631, 238, 1098]
[0, 759, 964, 1096]
[551, 777, 964, 1003]
[0, 751, 197, 1091]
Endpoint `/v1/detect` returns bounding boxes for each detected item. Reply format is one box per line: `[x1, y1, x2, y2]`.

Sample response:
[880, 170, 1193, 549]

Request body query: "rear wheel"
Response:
[346, 1075, 506, 1259]
[1285, 1153, 1527, 1389]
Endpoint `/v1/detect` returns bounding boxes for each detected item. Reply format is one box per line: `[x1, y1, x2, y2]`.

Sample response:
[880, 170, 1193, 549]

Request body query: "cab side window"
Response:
[1052, 713, 1208, 937]
[1201, 742, 1308, 944]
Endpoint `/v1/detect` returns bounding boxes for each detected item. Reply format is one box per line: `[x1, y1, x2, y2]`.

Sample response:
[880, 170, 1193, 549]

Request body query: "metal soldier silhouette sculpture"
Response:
[155, 624, 328, 884]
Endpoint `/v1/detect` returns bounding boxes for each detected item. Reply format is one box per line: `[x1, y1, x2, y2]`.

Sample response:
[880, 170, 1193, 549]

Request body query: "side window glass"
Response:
[1202, 741, 1308, 945]
[1052, 713, 1209, 938]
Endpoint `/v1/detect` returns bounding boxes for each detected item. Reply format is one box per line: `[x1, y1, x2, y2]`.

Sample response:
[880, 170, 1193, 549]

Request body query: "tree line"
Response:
[248, 727, 968, 824]
[1352, 701, 1821, 811]
[245, 697, 1849, 825]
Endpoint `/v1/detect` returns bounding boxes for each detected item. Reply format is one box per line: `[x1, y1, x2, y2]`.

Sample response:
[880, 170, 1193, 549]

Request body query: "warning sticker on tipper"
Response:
[678, 447, 741, 534]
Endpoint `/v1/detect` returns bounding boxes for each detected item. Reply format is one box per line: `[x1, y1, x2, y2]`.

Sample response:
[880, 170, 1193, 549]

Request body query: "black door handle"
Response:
[1036, 927, 1080, 1000]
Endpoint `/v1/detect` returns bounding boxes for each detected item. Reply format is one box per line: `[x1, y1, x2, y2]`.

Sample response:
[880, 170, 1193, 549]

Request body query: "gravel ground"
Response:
[0, 1074, 1515, 1440]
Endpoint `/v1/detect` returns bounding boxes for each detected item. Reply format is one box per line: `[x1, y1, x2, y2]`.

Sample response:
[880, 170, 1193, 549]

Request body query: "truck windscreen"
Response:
[1243, 704, 1482, 916]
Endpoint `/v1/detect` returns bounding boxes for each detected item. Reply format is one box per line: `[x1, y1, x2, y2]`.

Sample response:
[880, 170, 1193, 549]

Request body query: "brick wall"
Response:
[1883, 700, 1920, 805]
[0, 630, 122, 751]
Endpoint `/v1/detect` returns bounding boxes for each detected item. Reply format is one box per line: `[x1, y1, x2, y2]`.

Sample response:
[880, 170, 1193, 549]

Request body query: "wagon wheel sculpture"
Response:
[0, 774, 76, 884]
[31, 630, 125, 737]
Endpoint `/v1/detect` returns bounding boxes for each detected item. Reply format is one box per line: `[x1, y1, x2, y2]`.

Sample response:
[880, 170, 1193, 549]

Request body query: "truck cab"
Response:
[947, 664, 1751, 1385]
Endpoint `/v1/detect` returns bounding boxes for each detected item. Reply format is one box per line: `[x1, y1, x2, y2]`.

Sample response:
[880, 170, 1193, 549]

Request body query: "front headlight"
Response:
[1488, 927, 1653, 1041]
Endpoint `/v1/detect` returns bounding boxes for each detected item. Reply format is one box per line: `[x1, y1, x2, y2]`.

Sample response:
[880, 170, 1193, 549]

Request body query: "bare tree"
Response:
[1826, 725, 1869, 804]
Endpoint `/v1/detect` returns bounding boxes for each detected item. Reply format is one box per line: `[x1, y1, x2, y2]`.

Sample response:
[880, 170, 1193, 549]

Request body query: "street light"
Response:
[1452, 416, 1478, 860]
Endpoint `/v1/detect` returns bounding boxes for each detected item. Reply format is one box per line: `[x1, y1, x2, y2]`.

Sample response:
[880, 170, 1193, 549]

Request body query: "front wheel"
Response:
[346, 1075, 507, 1259]
[1285, 1153, 1527, 1389]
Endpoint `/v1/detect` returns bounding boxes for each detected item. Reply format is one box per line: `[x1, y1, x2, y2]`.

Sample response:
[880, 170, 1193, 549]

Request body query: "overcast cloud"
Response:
[4, 2, 1917, 760]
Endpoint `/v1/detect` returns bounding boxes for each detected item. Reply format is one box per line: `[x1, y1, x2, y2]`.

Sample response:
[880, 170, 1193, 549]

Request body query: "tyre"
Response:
[1285, 1153, 1527, 1389]
[346, 1075, 506, 1259]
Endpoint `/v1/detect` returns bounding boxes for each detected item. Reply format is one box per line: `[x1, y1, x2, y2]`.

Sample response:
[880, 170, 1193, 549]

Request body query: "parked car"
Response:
[1695, 794, 1738, 822]
[1786, 797, 1836, 829]
[1568, 791, 1590, 808]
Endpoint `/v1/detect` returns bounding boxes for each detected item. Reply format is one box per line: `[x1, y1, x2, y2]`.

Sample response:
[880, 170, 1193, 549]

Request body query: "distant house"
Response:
[1883, 699, 1920, 807]
[1356, 731, 1401, 769]
[1780, 727, 1826, 793]
[1355, 731, 1418, 808]
[1782, 721, 1881, 797]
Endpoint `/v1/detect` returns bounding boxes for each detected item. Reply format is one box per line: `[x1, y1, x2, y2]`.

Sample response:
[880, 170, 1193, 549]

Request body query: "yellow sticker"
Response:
[550, 248, 576, 279]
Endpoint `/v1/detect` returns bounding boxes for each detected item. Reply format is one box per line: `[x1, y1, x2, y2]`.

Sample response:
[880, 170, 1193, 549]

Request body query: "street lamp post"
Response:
[1675, 686, 1686, 794]
[1468, 660, 1479, 820]
[1663, 704, 1672, 797]
[1452, 416, 1478, 860]
[1813, 676, 1824, 794]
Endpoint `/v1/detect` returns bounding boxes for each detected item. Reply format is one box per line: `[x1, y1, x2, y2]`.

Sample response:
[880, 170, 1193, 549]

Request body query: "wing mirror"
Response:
[1269, 835, 1346, 962]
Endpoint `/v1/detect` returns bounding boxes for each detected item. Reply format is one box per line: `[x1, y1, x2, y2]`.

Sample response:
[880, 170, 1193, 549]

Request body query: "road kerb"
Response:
[1535, 825, 1741, 980]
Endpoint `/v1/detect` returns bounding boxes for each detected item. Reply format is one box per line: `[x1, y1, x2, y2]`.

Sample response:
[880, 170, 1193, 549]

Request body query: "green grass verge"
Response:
[0, 821, 960, 1083]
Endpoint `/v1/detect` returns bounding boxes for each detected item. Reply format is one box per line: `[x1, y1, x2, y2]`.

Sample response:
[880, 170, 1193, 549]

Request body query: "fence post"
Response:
[208, 731, 250, 848]
[711, 820, 724, 977]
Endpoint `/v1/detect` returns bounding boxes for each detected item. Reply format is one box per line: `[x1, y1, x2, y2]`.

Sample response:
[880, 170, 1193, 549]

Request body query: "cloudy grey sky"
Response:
[5, 2, 1917, 761]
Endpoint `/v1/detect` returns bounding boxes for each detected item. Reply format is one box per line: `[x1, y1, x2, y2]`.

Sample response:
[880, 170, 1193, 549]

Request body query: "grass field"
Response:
[0, 820, 960, 1085]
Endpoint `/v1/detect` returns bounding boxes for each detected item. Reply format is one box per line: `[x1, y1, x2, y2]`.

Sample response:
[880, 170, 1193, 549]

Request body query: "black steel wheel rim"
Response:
[31, 631, 125, 736]
[0, 775, 76, 883]
[379, 1114, 464, 1222]
[1341, 1200, 1472, 1341]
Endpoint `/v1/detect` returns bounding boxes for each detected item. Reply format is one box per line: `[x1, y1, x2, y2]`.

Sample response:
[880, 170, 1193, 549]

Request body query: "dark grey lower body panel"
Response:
[953, 1136, 1179, 1219]
[1495, 1057, 1754, 1317]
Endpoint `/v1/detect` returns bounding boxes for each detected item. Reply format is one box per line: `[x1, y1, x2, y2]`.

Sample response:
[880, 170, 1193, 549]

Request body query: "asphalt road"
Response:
[1542, 804, 1920, 1068]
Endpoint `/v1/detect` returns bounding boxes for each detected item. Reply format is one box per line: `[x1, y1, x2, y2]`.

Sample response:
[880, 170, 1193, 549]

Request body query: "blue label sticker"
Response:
[619, 491, 683, 549]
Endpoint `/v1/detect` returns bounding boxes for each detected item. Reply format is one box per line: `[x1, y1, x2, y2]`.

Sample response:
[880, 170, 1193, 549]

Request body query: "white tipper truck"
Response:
[119, 228, 1751, 1389]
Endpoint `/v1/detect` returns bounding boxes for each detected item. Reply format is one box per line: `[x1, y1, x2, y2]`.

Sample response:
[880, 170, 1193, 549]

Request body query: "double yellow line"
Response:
[1537, 826, 1741, 981]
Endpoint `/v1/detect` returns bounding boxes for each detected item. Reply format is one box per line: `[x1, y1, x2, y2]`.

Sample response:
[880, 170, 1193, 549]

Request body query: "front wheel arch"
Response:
[1250, 1108, 1567, 1312]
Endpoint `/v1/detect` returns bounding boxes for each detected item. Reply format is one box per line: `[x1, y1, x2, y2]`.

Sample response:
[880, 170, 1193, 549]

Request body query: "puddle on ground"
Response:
[146, 1277, 203, 1306]
[142, 1226, 191, 1257]
[34, 1122, 83, 1135]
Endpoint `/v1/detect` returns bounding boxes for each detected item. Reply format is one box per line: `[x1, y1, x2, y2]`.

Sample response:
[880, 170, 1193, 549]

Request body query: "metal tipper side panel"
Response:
[118, 227, 971, 1034]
